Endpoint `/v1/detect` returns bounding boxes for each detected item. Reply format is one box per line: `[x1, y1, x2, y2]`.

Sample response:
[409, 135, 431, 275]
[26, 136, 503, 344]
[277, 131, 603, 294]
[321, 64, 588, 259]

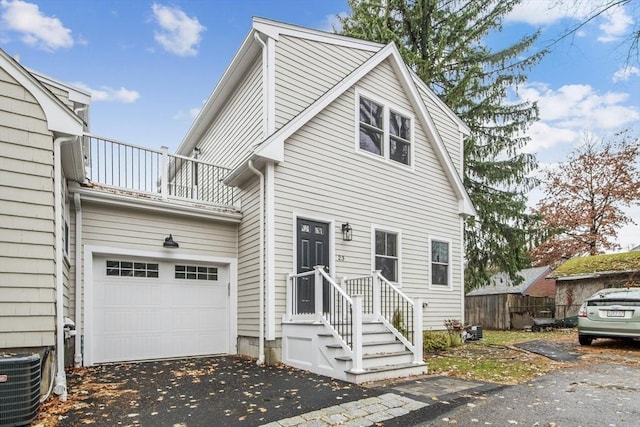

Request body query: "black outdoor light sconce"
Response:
[163, 234, 179, 248]
[341, 223, 353, 241]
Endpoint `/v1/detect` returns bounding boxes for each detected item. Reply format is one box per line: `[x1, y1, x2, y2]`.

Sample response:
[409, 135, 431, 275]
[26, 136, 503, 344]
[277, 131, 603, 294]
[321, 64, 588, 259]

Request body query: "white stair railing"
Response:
[286, 266, 364, 371]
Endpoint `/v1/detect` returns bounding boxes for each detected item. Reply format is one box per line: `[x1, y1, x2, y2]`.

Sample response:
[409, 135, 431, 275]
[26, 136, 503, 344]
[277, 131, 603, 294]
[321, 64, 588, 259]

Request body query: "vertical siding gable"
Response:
[274, 35, 375, 130]
[271, 58, 464, 330]
[197, 57, 263, 170]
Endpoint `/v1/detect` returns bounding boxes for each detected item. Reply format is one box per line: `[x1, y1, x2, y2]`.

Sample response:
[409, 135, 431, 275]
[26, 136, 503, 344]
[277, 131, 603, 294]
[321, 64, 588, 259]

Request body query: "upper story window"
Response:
[357, 91, 413, 166]
[430, 240, 450, 287]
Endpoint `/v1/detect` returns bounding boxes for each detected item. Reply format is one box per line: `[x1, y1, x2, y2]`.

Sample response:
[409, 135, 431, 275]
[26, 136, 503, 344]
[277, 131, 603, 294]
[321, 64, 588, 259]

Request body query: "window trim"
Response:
[355, 88, 415, 170]
[429, 237, 452, 290]
[371, 224, 402, 285]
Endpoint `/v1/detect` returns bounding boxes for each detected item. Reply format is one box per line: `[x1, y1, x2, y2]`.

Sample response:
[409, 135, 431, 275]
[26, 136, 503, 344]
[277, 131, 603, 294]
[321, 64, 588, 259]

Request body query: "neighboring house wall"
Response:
[273, 35, 376, 130]
[273, 58, 464, 331]
[0, 66, 55, 349]
[555, 274, 640, 317]
[197, 57, 263, 170]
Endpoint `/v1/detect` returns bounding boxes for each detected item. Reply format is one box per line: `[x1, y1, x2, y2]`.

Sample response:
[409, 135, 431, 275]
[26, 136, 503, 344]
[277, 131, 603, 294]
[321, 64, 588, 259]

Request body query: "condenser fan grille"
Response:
[0, 353, 41, 427]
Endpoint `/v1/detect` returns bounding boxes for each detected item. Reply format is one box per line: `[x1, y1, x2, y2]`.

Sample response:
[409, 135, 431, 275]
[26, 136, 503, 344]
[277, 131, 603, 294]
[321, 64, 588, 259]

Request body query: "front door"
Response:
[296, 218, 330, 314]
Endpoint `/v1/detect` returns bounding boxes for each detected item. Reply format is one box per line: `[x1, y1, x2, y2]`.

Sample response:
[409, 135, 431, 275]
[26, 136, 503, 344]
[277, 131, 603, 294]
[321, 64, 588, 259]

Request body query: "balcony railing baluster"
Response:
[84, 134, 236, 207]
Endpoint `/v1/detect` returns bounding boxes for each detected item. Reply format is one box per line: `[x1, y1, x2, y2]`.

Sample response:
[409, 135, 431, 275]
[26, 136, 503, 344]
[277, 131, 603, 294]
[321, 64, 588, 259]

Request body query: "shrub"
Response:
[423, 331, 450, 353]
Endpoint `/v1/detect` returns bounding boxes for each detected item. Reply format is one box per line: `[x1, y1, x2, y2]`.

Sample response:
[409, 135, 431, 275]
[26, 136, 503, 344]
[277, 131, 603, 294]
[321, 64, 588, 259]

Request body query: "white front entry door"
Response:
[92, 256, 229, 363]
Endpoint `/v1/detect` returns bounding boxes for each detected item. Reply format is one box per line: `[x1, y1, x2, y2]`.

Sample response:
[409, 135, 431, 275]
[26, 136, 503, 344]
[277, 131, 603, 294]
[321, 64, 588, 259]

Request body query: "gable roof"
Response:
[466, 266, 552, 296]
[176, 17, 384, 157]
[0, 47, 84, 136]
[551, 251, 640, 281]
[245, 40, 474, 216]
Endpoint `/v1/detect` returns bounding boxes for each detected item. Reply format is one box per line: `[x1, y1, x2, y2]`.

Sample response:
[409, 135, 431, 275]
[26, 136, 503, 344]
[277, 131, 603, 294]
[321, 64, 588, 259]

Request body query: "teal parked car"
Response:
[578, 287, 640, 345]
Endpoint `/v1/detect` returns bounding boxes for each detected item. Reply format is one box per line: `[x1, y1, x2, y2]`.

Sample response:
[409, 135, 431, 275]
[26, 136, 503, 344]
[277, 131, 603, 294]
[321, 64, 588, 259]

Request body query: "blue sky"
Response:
[2, 0, 640, 249]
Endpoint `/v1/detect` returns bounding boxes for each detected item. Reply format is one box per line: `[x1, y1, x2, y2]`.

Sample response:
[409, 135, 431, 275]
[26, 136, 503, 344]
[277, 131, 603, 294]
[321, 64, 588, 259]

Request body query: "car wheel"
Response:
[578, 335, 593, 346]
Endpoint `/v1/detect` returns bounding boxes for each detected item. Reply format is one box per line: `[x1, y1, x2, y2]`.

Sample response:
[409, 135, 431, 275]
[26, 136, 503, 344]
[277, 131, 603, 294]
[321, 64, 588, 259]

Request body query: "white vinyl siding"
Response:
[197, 57, 264, 170]
[0, 67, 56, 348]
[272, 58, 464, 330]
[274, 35, 376, 130]
[236, 180, 262, 337]
[415, 83, 464, 175]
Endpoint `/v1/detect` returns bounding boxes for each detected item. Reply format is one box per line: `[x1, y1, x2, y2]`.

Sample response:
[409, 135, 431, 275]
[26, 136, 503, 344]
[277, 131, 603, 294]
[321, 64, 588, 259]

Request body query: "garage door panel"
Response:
[92, 256, 230, 363]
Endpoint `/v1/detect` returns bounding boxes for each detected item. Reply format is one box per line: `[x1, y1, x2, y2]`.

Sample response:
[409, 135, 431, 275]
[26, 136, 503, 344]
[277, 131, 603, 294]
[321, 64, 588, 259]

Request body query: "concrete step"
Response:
[326, 340, 405, 354]
[336, 350, 414, 369]
[345, 362, 428, 384]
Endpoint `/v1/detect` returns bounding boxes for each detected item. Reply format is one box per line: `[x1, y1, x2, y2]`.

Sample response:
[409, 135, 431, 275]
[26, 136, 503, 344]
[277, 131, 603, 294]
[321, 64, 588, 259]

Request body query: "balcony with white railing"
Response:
[83, 134, 237, 209]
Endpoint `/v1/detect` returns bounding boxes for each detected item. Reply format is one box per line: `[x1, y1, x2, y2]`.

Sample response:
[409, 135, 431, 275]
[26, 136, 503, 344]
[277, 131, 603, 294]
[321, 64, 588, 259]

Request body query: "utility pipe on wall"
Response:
[248, 160, 265, 366]
[73, 193, 82, 367]
[53, 136, 76, 401]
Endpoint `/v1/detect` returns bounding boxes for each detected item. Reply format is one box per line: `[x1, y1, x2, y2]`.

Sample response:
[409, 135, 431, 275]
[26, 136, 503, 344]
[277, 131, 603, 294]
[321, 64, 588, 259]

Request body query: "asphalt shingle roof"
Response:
[466, 266, 551, 296]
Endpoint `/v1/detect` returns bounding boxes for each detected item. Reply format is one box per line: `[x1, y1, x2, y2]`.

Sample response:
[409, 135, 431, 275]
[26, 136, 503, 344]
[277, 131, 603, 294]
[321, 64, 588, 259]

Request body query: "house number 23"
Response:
[337, 255, 345, 262]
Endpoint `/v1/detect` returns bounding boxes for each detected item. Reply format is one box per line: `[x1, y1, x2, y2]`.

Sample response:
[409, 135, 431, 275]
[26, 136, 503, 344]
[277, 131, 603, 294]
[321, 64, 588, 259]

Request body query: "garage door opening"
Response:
[91, 256, 230, 364]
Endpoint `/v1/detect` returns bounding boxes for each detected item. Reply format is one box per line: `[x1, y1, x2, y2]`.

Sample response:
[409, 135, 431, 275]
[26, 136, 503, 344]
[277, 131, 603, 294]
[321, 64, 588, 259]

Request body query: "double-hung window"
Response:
[431, 240, 450, 287]
[358, 92, 413, 166]
[375, 230, 399, 282]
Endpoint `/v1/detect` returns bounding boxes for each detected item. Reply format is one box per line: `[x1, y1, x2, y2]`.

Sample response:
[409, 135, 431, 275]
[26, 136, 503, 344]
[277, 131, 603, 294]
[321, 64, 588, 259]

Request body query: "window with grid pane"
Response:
[357, 93, 412, 166]
[431, 240, 449, 286]
[375, 230, 398, 282]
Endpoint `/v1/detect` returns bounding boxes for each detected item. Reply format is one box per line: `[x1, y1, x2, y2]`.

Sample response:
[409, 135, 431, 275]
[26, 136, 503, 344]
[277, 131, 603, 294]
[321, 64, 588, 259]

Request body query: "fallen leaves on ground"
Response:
[427, 330, 640, 385]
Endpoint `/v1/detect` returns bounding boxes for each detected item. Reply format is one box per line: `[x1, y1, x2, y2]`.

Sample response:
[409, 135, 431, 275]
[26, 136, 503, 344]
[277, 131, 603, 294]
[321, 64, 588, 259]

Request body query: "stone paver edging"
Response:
[260, 393, 428, 427]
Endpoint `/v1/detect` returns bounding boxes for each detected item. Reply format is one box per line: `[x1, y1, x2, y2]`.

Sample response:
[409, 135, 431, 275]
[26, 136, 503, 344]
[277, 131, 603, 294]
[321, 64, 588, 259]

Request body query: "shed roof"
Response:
[551, 251, 640, 280]
[466, 266, 551, 296]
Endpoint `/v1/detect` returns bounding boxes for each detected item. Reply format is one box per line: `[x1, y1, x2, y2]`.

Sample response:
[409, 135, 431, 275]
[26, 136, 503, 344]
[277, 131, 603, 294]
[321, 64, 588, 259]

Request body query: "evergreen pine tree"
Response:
[340, 0, 545, 290]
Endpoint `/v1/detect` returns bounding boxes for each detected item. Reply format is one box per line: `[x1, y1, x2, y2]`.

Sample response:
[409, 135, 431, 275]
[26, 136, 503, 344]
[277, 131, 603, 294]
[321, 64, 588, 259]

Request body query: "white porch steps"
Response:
[317, 320, 427, 383]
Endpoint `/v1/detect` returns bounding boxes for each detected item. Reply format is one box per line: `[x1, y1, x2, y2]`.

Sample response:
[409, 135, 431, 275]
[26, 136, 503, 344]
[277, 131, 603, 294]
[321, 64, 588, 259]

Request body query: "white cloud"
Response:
[506, 0, 595, 25]
[172, 107, 201, 121]
[516, 82, 639, 153]
[320, 12, 347, 33]
[613, 66, 640, 82]
[151, 3, 205, 57]
[506, 0, 631, 43]
[597, 5, 633, 42]
[73, 82, 139, 103]
[0, 0, 73, 51]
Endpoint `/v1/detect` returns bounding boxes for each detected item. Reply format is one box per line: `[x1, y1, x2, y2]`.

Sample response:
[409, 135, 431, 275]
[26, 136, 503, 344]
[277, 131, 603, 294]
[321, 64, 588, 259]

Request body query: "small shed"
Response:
[551, 251, 640, 318]
[465, 266, 555, 330]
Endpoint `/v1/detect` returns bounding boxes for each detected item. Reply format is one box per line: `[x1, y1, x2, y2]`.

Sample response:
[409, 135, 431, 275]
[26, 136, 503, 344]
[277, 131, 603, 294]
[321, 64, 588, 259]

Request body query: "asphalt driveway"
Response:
[40, 355, 499, 427]
[52, 356, 380, 426]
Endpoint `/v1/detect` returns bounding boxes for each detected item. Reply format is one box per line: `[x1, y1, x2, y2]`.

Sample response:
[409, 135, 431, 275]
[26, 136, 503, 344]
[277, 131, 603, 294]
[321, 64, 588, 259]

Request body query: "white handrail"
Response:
[318, 268, 353, 303]
[375, 271, 414, 305]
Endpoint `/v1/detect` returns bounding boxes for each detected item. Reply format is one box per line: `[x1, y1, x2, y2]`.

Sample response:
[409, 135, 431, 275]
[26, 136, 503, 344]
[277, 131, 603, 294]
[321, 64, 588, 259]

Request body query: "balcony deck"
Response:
[82, 134, 238, 212]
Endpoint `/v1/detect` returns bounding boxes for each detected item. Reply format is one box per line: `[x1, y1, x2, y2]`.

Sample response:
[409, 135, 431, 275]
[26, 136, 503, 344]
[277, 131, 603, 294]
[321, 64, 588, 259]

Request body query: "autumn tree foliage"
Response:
[530, 133, 640, 266]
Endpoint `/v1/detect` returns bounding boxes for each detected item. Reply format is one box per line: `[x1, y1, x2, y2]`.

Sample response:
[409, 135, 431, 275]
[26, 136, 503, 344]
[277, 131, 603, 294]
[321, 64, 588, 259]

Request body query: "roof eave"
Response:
[176, 28, 262, 156]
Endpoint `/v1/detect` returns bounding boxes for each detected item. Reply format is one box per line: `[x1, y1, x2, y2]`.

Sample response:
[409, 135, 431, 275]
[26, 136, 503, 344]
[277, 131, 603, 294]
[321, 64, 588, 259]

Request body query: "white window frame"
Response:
[371, 224, 402, 285]
[429, 237, 452, 290]
[355, 88, 415, 170]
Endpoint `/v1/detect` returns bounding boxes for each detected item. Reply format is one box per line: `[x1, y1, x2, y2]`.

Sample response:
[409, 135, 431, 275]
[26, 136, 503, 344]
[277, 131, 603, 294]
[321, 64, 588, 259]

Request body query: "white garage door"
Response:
[92, 256, 229, 363]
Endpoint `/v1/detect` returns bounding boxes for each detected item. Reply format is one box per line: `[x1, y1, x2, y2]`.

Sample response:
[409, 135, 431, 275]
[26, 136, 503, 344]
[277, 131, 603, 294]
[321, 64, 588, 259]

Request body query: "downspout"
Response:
[73, 193, 82, 367]
[248, 160, 265, 366]
[255, 31, 277, 343]
[53, 136, 76, 401]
